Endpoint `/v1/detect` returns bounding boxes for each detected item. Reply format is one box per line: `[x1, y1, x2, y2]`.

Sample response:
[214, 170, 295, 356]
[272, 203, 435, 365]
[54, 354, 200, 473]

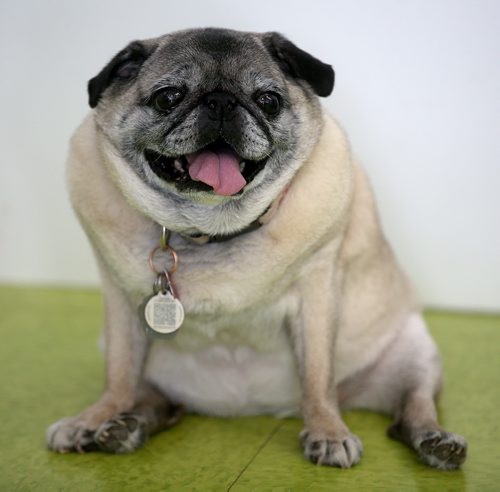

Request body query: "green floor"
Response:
[0, 286, 499, 491]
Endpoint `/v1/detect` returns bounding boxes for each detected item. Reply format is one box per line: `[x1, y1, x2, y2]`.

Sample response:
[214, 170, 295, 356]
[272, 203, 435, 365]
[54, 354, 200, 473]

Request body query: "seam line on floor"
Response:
[226, 420, 285, 491]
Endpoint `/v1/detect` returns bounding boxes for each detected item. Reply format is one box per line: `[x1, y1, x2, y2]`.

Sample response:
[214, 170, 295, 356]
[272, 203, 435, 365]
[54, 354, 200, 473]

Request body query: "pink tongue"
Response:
[187, 150, 246, 196]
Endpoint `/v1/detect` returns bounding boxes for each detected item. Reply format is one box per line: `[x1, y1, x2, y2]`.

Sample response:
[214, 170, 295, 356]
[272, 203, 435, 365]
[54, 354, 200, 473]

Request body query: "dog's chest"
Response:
[121, 228, 298, 320]
[145, 293, 302, 416]
[104, 228, 304, 415]
[166, 292, 293, 350]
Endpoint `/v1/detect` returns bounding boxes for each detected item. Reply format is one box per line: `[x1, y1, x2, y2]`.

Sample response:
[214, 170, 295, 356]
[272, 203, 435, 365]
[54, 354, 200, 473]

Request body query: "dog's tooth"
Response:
[174, 159, 183, 172]
[239, 161, 246, 172]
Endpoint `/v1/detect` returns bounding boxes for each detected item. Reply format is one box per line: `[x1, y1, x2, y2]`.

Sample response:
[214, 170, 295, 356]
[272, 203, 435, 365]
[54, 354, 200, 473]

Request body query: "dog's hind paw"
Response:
[415, 430, 467, 470]
[94, 413, 147, 454]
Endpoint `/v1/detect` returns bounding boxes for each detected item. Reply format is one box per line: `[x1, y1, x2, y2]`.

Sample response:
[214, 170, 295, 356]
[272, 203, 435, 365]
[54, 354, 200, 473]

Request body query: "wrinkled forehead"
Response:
[139, 29, 284, 94]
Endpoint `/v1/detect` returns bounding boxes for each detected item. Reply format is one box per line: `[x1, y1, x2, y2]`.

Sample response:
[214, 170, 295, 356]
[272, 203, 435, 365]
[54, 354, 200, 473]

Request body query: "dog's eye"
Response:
[256, 92, 280, 116]
[152, 88, 184, 111]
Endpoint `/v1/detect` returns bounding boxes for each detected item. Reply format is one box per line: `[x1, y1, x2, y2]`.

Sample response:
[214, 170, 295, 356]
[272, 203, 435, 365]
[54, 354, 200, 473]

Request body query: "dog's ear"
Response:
[87, 41, 155, 108]
[263, 33, 334, 97]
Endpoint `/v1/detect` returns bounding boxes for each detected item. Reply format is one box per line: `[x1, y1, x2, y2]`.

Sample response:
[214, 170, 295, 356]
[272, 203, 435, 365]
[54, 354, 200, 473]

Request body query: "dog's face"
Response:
[89, 28, 334, 235]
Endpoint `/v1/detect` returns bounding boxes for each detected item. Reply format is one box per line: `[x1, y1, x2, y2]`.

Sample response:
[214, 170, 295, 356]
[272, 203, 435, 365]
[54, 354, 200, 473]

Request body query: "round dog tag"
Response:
[144, 292, 184, 334]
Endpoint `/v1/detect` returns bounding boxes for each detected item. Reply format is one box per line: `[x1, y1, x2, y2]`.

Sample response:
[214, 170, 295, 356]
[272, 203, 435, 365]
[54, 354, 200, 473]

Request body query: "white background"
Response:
[0, 0, 499, 312]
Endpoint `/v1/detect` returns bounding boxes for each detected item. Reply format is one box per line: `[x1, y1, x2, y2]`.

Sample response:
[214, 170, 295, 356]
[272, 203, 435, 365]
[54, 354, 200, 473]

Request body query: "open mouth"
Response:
[144, 140, 269, 196]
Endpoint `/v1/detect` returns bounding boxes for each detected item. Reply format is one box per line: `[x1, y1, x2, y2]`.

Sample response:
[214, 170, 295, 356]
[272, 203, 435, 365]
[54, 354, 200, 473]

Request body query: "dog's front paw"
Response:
[94, 413, 147, 454]
[46, 417, 98, 453]
[300, 429, 363, 468]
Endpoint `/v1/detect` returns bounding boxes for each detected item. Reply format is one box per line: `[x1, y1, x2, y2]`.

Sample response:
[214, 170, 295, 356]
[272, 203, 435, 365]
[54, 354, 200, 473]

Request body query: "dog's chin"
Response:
[144, 139, 269, 196]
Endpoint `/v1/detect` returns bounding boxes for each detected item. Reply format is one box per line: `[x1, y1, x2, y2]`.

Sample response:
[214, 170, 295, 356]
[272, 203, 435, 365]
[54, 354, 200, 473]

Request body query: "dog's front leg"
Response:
[292, 261, 363, 468]
[47, 264, 149, 453]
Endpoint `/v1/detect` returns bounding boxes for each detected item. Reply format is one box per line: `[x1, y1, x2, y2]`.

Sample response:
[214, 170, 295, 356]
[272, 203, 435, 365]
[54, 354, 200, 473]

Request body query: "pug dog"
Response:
[46, 27, 467, 469]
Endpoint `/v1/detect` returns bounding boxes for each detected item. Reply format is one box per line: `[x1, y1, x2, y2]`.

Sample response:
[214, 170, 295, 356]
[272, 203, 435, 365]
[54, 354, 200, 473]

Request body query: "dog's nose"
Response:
[204, 91, 238, 120]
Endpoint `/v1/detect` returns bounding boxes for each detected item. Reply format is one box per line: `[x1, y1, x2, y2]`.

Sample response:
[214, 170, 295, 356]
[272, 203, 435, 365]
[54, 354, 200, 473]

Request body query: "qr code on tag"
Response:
[154, 300, 177, 328]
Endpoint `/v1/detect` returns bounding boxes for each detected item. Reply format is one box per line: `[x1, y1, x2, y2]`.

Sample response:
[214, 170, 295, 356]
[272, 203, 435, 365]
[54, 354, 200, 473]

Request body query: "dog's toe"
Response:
[301, 430, 363, 468]
[415, 430, 467, 469]
[94, 413, 147, 454]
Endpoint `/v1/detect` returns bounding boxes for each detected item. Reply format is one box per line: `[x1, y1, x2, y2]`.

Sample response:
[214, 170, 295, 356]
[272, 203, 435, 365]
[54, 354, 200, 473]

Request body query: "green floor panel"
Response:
[0, 287, 279, 491]
[230, 415, 465, 492]
[0, 286, 499, 491]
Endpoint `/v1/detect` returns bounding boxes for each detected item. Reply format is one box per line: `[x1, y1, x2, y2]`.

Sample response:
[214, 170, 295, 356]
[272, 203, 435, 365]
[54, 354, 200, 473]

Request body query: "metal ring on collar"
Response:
[149, 245, 178, 275]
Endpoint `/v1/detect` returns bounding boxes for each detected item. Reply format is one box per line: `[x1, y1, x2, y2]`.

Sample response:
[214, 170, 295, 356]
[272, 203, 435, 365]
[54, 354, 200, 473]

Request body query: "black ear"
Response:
[263, 33, 334, 97]
[87, 41, 154, 108]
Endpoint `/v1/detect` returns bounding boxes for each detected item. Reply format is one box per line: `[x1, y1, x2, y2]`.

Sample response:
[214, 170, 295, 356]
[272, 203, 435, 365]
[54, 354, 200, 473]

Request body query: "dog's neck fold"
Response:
[174, 186, 289, 245]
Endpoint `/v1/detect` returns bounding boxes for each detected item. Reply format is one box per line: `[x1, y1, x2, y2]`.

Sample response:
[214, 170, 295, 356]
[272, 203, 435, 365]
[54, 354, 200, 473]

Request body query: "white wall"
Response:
[1, 0, 499, 312]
